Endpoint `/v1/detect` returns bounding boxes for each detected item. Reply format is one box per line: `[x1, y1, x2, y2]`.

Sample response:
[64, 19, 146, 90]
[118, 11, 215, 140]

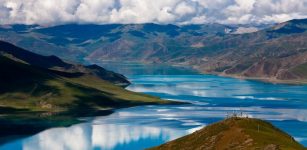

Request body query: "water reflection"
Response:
[23, 124, 91, 150]
[90, 124, 183, 150]
[2, 123, 187, 150]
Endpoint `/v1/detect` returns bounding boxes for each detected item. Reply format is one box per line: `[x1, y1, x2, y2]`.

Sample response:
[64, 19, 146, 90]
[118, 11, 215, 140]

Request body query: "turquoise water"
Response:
[0, 63, 306, 149]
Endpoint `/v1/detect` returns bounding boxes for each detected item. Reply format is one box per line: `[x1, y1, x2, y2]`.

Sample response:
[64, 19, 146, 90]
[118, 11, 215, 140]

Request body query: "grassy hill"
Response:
[0, 40, 130, 86]
[149, 118, 306, 150]
[0, 55, 170, 113]
[0, 42, 178, 143]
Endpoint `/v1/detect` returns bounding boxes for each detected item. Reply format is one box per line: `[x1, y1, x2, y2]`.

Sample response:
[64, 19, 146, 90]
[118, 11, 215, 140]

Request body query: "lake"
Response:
[0, 62, 307, 150]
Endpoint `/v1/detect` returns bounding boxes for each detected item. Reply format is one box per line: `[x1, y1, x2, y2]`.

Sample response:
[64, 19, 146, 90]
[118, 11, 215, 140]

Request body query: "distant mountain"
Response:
[149, 118, 305, 150]
[190, 19, 307, 82]
[0, 23, 266, 61]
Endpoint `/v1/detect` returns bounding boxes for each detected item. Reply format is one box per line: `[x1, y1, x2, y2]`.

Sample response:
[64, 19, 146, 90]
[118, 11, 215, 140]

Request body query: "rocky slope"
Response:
[149, 118, 305, 150]
[191, 19, 307, 82]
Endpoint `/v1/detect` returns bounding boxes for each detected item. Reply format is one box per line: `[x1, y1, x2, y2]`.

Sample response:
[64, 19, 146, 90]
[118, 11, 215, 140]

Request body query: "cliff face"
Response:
[149, 118, 305, 150]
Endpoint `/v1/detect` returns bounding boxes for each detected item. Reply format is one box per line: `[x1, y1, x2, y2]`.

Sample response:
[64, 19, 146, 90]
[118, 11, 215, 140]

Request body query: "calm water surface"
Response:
[1, 63, 307, 150]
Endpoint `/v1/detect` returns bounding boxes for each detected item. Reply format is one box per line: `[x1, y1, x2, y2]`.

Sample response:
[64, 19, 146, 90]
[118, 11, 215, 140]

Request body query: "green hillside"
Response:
[0, 43, 178, 143]
[0, 56, 170, 113]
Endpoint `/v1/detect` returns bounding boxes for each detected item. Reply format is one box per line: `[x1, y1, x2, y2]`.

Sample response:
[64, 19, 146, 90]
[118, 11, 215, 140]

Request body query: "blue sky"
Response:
[1, 0, 307, 25]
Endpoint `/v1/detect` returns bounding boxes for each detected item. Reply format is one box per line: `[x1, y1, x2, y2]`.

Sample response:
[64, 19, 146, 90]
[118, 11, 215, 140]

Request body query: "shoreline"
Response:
[212, 72, 307, 85]
[178, 63, 307, 85]
[86, 60, 307, 85]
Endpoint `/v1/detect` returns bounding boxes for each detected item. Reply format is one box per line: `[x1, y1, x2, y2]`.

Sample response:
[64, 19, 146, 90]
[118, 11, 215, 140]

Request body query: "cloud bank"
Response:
[1, 0, 307, 25]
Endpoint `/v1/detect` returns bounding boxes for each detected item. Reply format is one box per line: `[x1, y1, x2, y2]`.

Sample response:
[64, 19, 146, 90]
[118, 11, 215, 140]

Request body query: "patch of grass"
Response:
[292, 63, 307, 78]
[236, 118, 304, 150]
[66, 75, 169, 104]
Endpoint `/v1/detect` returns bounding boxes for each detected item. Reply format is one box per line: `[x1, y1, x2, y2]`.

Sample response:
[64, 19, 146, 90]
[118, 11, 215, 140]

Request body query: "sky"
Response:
[0, 0, 307, 25]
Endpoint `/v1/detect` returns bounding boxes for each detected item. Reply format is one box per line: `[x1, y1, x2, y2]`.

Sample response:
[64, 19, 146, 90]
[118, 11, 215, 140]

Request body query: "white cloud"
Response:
[21, 123, 185, 150]
[174, 1, 196, 17]
[0, 0, 306, 25]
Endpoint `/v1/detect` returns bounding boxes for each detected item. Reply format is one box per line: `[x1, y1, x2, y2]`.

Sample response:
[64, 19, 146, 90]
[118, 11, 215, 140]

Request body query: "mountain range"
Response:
[0, 23, 268, 60]
[0, 19, 306, 83]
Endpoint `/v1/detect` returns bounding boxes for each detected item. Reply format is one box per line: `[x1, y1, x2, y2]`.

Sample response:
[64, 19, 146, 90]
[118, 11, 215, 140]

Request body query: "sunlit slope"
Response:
[0, 55, 171, 114]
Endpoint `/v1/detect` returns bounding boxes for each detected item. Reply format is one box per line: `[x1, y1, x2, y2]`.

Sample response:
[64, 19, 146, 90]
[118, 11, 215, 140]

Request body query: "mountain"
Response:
[149, 117, 305, 150]
[3, 20, 306, 83]
[88, 19, 306, 83]
[0, 40, 175, 114]
[0, 23, 266, 61]
[0, 41, 176, 142]
[0, 40, 130, 86]
[190, 19, 307, 83]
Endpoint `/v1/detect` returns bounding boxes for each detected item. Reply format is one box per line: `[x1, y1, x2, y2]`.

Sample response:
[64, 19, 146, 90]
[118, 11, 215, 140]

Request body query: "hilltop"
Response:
[149, 117, 306, 150]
